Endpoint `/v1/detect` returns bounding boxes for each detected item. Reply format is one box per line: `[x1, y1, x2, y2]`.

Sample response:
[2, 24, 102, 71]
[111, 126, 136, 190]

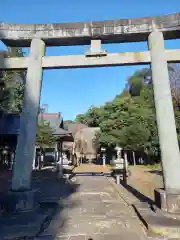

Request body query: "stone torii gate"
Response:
[0, 13, 180, 212]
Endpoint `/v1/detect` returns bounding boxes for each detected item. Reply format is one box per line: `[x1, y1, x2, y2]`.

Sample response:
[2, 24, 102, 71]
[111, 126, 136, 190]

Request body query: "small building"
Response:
[63, 123, 88, 165]
[0, 111, 72, 151]
[73, 127, 100, 164]
[38, 112, 73, 150]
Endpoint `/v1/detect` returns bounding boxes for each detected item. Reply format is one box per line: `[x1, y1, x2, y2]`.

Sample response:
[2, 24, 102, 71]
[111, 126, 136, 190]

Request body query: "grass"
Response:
[130, 163, 161, 170]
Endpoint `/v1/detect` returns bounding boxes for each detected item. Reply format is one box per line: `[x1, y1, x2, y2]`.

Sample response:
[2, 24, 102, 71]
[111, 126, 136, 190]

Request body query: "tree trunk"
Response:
[132, 151, 136, 165]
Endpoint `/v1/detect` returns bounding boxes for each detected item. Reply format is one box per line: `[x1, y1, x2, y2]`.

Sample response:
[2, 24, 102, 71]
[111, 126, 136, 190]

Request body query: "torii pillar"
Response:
[8, 39, 45, 211]
[149, 31, 180, 213]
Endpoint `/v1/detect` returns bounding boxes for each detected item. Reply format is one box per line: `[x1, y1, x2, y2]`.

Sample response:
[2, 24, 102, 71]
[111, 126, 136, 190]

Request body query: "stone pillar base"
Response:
[154, 188, 180, 213]
[2, 189, 39, 213]
[115, 175, 121, 185]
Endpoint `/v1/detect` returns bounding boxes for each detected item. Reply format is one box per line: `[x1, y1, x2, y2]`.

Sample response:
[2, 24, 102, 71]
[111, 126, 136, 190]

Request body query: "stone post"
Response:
[124, 152, 128, 173]
[11, 39, 45, 192]
[32, 146, 36, 170]
[148, 31, 180, 212]
[54, 143, 58, 162]
[116, 175, 120, 185]
[56, 141, 63, 178]
[103, 154, 106, 167]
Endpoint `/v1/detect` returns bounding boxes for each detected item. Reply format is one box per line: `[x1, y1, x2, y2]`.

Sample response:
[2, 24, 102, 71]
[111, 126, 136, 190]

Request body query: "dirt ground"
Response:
[128, 166, 163, 201]
[73, 164, 112, 173]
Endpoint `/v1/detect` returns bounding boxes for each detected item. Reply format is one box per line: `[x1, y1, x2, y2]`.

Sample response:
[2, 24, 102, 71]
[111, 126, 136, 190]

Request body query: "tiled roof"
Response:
[0, 112, 70, 136]
[64, 123, 88, 137]
[38, 112, 69, 135]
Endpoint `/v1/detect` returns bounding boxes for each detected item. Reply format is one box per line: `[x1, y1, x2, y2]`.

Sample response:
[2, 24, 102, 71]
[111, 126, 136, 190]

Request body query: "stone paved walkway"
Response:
[41, 175, 148, 240]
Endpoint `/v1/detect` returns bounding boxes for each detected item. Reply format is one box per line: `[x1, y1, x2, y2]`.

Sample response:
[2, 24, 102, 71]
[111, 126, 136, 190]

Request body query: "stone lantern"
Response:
[112, 146, 126, 184]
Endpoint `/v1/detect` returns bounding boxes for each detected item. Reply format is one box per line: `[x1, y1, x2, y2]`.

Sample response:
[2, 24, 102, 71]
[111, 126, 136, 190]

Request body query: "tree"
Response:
[95, 95, 154, 148]
[36, 119, 57, 150]
[64, 120, 75, 124]
[0, 47, 26, 113]
[92, 69, 163, 162]
[85, 106, 104, 127]
[75, 113, 88, 124]
[127, 66, 175, 97]
[75, 106, 104, 127]
[76, 64, 180, 164]
[127, 68, 151, 97]
[169, 64, 180, 109]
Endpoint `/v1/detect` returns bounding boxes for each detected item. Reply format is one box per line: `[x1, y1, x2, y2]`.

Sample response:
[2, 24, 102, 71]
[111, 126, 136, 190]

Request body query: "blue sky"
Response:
[0, 0, 180, 120]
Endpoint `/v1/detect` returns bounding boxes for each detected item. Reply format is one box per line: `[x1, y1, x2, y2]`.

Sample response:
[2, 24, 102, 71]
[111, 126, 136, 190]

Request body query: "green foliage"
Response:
[36, 119, 57, 149]
[75, 106, 104, 127]
[75, 113, 88, 124]
[0, 47, 26, 113]
[96, 95, 155, 151]
[64, 120, 75, 124]
[75, 64, 180, 163]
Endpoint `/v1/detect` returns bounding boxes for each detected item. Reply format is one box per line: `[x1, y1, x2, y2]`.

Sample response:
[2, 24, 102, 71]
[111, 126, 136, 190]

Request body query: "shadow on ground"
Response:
[0, 168, 80, 239]
[121, 180, 155, 205]
[147, 169, 162, 175]
[112, 174, 155, 206]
